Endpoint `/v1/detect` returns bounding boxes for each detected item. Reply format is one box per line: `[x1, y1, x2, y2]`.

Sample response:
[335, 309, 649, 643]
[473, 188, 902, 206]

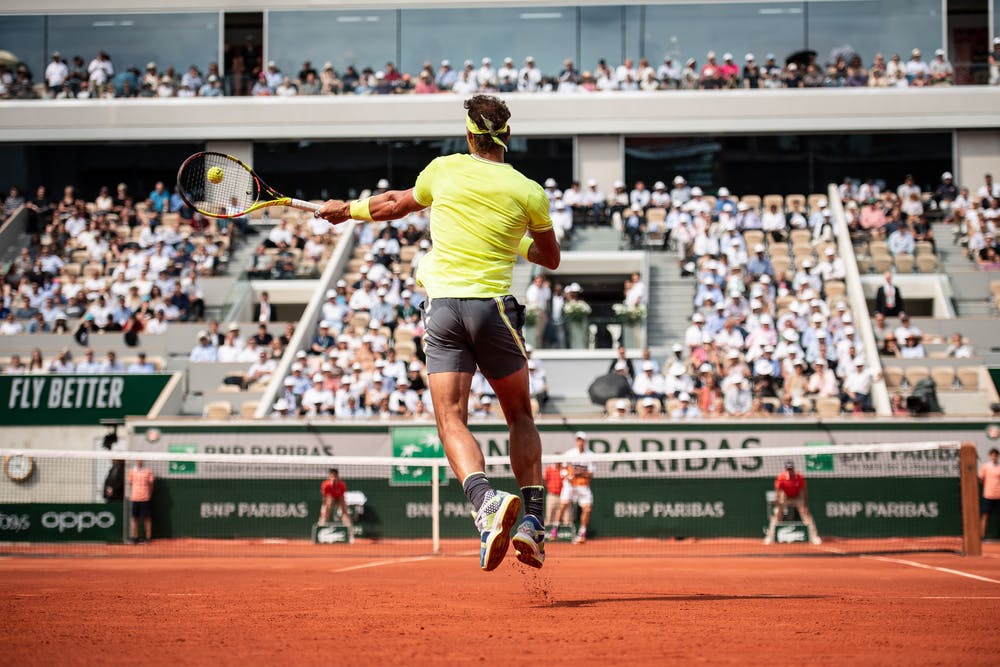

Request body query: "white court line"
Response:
[332, 556, 433, 573]
[918, 596, 1000, 599]
[862, 556, 1000, 584]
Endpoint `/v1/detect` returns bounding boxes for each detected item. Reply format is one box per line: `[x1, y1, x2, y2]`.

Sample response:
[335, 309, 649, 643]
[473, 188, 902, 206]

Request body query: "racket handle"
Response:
[289, 198, 322, 212]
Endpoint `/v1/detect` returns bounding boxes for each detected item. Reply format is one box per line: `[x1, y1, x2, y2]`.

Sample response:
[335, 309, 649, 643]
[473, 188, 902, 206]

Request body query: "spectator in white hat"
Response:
[670, 392, 701, 420]
[670, 175, 691, 205]
[517, 56, 542, 92]
[929, 49, 953, 85]
[584, 179, 606, 226]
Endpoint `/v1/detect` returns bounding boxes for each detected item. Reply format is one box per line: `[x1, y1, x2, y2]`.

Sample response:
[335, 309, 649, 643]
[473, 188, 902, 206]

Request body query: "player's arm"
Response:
[522, 228, 560, 270]
[316, 189, 424, 224]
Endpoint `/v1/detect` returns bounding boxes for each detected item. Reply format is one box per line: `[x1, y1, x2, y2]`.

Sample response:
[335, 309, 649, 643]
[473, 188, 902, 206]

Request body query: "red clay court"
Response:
[3, 540, 1000, 666]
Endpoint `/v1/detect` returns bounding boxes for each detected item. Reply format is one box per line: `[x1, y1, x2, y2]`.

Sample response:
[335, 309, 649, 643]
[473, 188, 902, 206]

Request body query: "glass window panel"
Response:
[642, 3, 804, 69]
[626, 133, 950, 196]
[806, 0, 942, 68]
[47, 14, 219, 79]
[994, 0, 999, 41]
[0, 15, 46, 82]
[400, 7, 577, 78]
[580, 6, 624, 73]
[266, 10, 397, 80]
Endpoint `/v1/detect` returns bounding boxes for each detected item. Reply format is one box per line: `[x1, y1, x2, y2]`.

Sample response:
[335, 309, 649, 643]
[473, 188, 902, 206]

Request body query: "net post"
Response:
[959, 442, 983, 557]
[431, 462, 441, 555]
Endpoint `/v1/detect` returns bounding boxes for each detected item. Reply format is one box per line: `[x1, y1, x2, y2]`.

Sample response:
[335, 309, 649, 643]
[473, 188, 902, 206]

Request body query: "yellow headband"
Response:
[466, 114, 508, 150]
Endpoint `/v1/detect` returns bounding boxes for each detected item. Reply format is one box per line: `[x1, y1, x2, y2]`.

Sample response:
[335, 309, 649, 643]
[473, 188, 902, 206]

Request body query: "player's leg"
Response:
[336, 497, 354, 543]
[574, 488, 593, 543]
[797, 500, 822, 545]
[143, 512, 152, 541]
[546, 492, 561, 525]
[490, 365, 547, 567]
[319, 496, 332, 525]
[551, 483, 573, 539]
[764, 499, 784, 545]
[337, 497, 353, 529]
[428, 370, 519, 571]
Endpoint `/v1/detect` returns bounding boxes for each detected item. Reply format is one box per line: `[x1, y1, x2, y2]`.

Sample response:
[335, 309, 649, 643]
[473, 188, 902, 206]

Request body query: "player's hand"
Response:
[315, 199, 352, 223]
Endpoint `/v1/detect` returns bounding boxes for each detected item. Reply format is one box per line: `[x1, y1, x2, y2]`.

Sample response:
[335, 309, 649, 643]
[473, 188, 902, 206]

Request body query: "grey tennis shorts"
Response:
[421, 295, 527, 379]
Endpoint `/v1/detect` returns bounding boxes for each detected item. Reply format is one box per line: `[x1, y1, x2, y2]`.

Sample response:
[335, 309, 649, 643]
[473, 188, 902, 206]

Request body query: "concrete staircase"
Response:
[931, 222, 996, 317]
[646, 253, 696, 347]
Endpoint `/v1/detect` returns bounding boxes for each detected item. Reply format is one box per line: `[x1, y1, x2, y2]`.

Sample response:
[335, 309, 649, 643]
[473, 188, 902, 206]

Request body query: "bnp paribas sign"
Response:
[1, 374, 172, 426]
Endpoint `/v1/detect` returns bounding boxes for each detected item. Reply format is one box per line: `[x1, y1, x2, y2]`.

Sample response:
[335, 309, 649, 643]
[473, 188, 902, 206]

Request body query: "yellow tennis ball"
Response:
[207, 166, 224, 184]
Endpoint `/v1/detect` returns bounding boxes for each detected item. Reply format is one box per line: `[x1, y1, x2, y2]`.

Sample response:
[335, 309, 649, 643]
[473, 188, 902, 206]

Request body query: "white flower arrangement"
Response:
[524, 303, 541, 326]
[613, 302, 647, 324]
[563, 300, 592, 322]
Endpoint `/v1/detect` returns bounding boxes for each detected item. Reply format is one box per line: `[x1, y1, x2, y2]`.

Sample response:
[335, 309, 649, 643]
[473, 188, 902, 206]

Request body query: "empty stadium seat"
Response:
[871, 255, 893, 273]
[205, 401, 233, 420]
[815, 397, 841, 418]
[743, 230, 764, 248]
[956, 367, 980, 390]
[916, 254, 938, 273]
[763, 194, 784, 210]
[930, 367, 956, 389]
[893, 254, 915, 273]
[904, 366, 930, 387]
[789, 229, 812, 246]
[785, 194, 806, 210]
[824, 281, 846, 301]
[740, 195, 761, 212]
[882, 366, 904, 389]
[240, 401, 259, 418]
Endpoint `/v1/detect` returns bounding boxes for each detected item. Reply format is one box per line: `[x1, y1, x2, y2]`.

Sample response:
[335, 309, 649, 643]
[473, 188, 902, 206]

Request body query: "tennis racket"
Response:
[176, 151, 321, 219]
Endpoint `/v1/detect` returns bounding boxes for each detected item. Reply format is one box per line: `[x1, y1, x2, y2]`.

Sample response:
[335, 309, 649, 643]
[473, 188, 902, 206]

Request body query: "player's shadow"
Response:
[544, 594, 829, 608]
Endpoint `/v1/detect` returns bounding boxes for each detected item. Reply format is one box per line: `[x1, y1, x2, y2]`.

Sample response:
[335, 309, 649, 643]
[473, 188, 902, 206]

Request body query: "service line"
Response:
[862, 555, 1000, 584]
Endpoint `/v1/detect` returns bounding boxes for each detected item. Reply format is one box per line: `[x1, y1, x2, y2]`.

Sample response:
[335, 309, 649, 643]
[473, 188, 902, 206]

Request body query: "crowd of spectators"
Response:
[0, 178, 260, 374]
[5, 41, 982, 100]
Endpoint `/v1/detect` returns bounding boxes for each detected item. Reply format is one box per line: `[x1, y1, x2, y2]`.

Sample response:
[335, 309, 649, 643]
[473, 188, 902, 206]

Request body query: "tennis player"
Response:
[981, 447, 1000, 539]
[316, 95, 560, 571]
[550, 432, 595, 544]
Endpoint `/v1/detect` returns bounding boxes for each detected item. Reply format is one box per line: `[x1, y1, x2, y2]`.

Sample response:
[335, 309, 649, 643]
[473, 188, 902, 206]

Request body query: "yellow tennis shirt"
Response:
[412, 153, 553, 299]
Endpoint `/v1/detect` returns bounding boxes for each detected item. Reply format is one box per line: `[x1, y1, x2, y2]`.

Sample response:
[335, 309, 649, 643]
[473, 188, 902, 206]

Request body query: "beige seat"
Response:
[763, 194, 784, 211]
[240, 401, 259, 418]
[882, 366, 903, 389]
[740, 195, 761, 213]
[871, 254, 893, 274]
[349, 311, 371, 333]
[785, 194, 806, 210]
[815, 397, 841, 418]
[904, 366, 929, 387]
[930, 367, 956, 389]
[893, 254, 914, 274]
[869, 240, 889, 256]
[989, 280, 1000, 298]
[855, 256, 872, 274]
[743, 230, 765, 248]
[394, 328, 416, 345]
[807, 193, 827, 211]
[916, 254, 938, 273]
[915, 241, 934, 256]
[400, 245, 418, 263]
[789, 229, 812, 246]
[824, 280, 846, 301]
[771, 256, 791, 277]
[956, 367, 980, 390]
[645, 207, 667, 225]
[205, 400, 233, 419]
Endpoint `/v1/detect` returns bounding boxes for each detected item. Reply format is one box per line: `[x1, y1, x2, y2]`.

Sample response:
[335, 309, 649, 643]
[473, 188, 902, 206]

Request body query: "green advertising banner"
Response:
[0, 503, 123, 542]
[148, 476, 959, 541]
[1, 374, 172, 426]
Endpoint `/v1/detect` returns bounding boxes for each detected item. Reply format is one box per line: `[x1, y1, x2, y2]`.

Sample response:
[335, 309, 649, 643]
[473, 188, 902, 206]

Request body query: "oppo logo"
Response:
[0, 512, 30, 532]
[41, 511, 116, 533]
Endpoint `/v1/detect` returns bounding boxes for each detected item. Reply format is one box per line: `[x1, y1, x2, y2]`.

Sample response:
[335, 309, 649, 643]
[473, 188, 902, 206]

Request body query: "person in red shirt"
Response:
[543, 460, 564, 528]
[319, 468, 353, 541]
[764, 460, 822, 545]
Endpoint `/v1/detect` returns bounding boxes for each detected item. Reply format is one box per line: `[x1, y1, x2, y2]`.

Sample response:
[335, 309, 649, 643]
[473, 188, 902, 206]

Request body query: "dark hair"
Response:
[464, 95, 511, 154]
[329, 467, 339, 475]
[990, 448, 999, 456]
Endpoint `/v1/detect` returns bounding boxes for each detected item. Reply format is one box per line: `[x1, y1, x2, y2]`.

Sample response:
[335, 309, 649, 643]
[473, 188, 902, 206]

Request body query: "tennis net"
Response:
[0, 440, 982, 557]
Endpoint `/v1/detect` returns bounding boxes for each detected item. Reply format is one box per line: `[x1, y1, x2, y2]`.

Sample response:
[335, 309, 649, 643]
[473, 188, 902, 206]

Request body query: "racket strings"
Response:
[178, 153, 257, 217]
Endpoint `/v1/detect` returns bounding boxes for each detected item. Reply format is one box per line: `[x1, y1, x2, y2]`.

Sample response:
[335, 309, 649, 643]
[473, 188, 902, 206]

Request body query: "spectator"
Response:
[127, 352, 155, 374]
[189, 330, 218, 362]
[874, 272, 904, 316]
[670, 392, 701, 420]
